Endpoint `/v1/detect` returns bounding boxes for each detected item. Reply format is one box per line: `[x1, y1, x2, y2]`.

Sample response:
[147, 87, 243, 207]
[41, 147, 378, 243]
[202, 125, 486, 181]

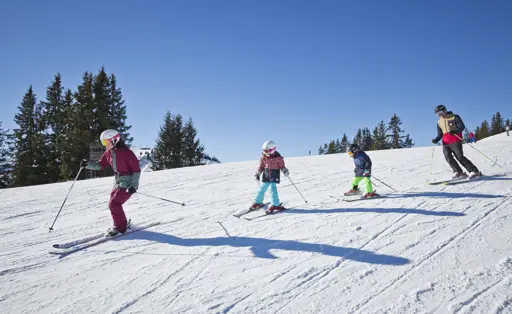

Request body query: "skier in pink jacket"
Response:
[250, 140, 290, 214]
[82, 129, 141, 236]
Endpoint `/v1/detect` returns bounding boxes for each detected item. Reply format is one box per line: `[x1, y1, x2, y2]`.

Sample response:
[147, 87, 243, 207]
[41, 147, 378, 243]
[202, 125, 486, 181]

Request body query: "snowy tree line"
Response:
[464, 111, 510, 142]
[0, 68, 215, 189]
[318, 113, 414, 154]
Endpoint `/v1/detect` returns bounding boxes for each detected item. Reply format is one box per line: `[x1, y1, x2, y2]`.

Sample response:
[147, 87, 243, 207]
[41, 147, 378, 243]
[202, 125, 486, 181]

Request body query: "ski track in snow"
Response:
[1, 135, 512, 313]
[272, 190, 471, 313]
[351, 195, 511, 313]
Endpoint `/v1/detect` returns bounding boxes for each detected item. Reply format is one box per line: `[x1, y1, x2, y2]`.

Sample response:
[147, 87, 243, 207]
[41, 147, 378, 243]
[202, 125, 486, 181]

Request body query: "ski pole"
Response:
[370, 175, 396, 192]
[137, 192, 185, 206]
[429, 144, 435, 175]
[49, 166, 84, 232]
[454, 134, 503, 168]
[286, 176, 308, 203]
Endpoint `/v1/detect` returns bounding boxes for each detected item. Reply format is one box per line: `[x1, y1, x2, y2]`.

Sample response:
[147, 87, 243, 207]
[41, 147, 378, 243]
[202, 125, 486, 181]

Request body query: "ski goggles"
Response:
[101, 134, 120, 147]
[436, 110, 446, 117]
[263, 147, 276, 155]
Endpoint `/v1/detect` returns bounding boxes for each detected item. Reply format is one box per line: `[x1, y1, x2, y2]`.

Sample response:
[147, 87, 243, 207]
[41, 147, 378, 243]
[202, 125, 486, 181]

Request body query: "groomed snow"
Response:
[1, 134, 511, 313]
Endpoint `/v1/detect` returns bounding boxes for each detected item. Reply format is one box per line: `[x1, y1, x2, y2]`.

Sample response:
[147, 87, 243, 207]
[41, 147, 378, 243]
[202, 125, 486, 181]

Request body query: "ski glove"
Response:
[363, 170, 370, 177]
[127, 186, 137, 194]
[282, 167, 289, 177]
[80, 159, 89, 168]
[254, 173, 261, 181]
[432, 138, 439, 144]
[449, 130, 457, 135]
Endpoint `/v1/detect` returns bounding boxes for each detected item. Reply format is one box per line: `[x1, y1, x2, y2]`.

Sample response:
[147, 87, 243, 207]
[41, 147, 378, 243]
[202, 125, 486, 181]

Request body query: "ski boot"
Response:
[266, 204, 285, 214]
[452, 172, 468, 179]
[250, 203, 266, 210]
[106, 219, 131, 237]
[362, 191, 379, 199]
[344, 186, 361, 196]
[468, 171, 482, 179]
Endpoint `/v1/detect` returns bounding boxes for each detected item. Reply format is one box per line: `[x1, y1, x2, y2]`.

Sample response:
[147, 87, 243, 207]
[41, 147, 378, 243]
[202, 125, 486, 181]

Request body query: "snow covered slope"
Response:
[1, 134, 512, 313]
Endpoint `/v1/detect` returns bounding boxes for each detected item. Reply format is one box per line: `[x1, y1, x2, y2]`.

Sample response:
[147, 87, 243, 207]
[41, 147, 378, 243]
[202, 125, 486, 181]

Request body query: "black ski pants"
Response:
[443, 141, 479, 173]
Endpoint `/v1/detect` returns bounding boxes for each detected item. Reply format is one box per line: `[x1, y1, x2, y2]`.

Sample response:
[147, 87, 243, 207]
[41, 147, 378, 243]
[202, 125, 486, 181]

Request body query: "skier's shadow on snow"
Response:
[389, 191, 505, 200]
[130, 231, 410, 265]
[283, 207, 465, 216]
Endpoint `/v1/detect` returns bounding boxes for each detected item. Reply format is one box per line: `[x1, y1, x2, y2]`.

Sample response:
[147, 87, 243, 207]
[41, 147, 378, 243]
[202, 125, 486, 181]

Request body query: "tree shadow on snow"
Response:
[127, 231, 410, 265]
[283, 207, 465, 216]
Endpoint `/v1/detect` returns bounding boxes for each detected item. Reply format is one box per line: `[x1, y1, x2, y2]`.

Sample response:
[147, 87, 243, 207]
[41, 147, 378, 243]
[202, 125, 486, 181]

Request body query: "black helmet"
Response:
[348, 143, 360, 157]
[435, 104, 447, 114]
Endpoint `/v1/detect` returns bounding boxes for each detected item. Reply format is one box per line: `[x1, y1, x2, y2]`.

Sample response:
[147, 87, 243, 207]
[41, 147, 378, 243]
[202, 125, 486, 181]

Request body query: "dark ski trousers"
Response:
[443, 141, 479, 173]
[109, 188, 132, 232]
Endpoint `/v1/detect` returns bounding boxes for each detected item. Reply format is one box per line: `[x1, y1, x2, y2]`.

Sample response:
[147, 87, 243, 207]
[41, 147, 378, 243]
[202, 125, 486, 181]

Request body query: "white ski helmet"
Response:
[100, 129, 121, 147]
[261, 140, 276, 156]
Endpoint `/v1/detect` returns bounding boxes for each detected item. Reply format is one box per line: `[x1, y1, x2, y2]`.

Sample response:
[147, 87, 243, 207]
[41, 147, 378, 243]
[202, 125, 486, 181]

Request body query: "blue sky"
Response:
[1, 0, 511, 163]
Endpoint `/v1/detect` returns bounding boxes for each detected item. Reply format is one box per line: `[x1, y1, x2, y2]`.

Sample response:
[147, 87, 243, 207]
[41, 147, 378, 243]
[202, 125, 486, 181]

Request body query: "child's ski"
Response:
[232, 202, 270, 218]
[342, 195, 386, 202]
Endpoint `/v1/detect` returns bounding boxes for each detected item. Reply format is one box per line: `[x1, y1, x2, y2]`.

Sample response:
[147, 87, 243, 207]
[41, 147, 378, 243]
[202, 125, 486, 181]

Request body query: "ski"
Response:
[51, 220, 160, 250]
[342, 195, 386, 202]
[244, 203, 297, 221]
[329, 194, 361, 201]
[443, 175, 485, 185]
[53, 233, 105, 249]
[427, 177, 468, 185]
[244, 208, 287, 221]
[232, 202, 270, 218]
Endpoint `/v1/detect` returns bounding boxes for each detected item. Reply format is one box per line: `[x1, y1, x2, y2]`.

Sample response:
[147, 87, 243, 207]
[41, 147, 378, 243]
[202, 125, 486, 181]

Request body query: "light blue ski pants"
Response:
[255, 182, 280, 206]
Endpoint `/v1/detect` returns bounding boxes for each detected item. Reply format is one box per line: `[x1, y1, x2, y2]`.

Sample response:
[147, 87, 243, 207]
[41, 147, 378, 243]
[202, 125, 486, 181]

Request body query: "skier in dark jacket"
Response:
[344, 144, 378, 198]
[432, 105, 481, 179]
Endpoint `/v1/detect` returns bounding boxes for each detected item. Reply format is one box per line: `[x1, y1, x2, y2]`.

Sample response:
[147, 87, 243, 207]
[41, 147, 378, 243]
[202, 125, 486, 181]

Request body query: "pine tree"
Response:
[351, 136, 358, 147]
[181, 118, 204, 166]
[152, 112, 174, 170]
[58, 89, 76, 180]
[326, 140, 336, 154]
[335, 138, 341, 153]
[353, 129, 363, 149]
[65, 72, 96, 180]
[40, 74, 65, 183]
[402, 134, 414, 148]
[0, 122, 12, 188]
[152, 112, 184, 170]
[340, 134, 348, 153]
[371, 120, 388, 150]
[318, 145, 325, 155]
[33, 96, 51, 184]
[361, 127, 373, 151]
[386, 114, 413, 149]
[12, 86, 41, 186]
[478, 120, 491, 139]
[474, 126, 481, 141]
[108, 73, 132, 145]
[387, 114, 403, 149]
[490, 112, 504, 135]
[92, 67, 111, 137]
